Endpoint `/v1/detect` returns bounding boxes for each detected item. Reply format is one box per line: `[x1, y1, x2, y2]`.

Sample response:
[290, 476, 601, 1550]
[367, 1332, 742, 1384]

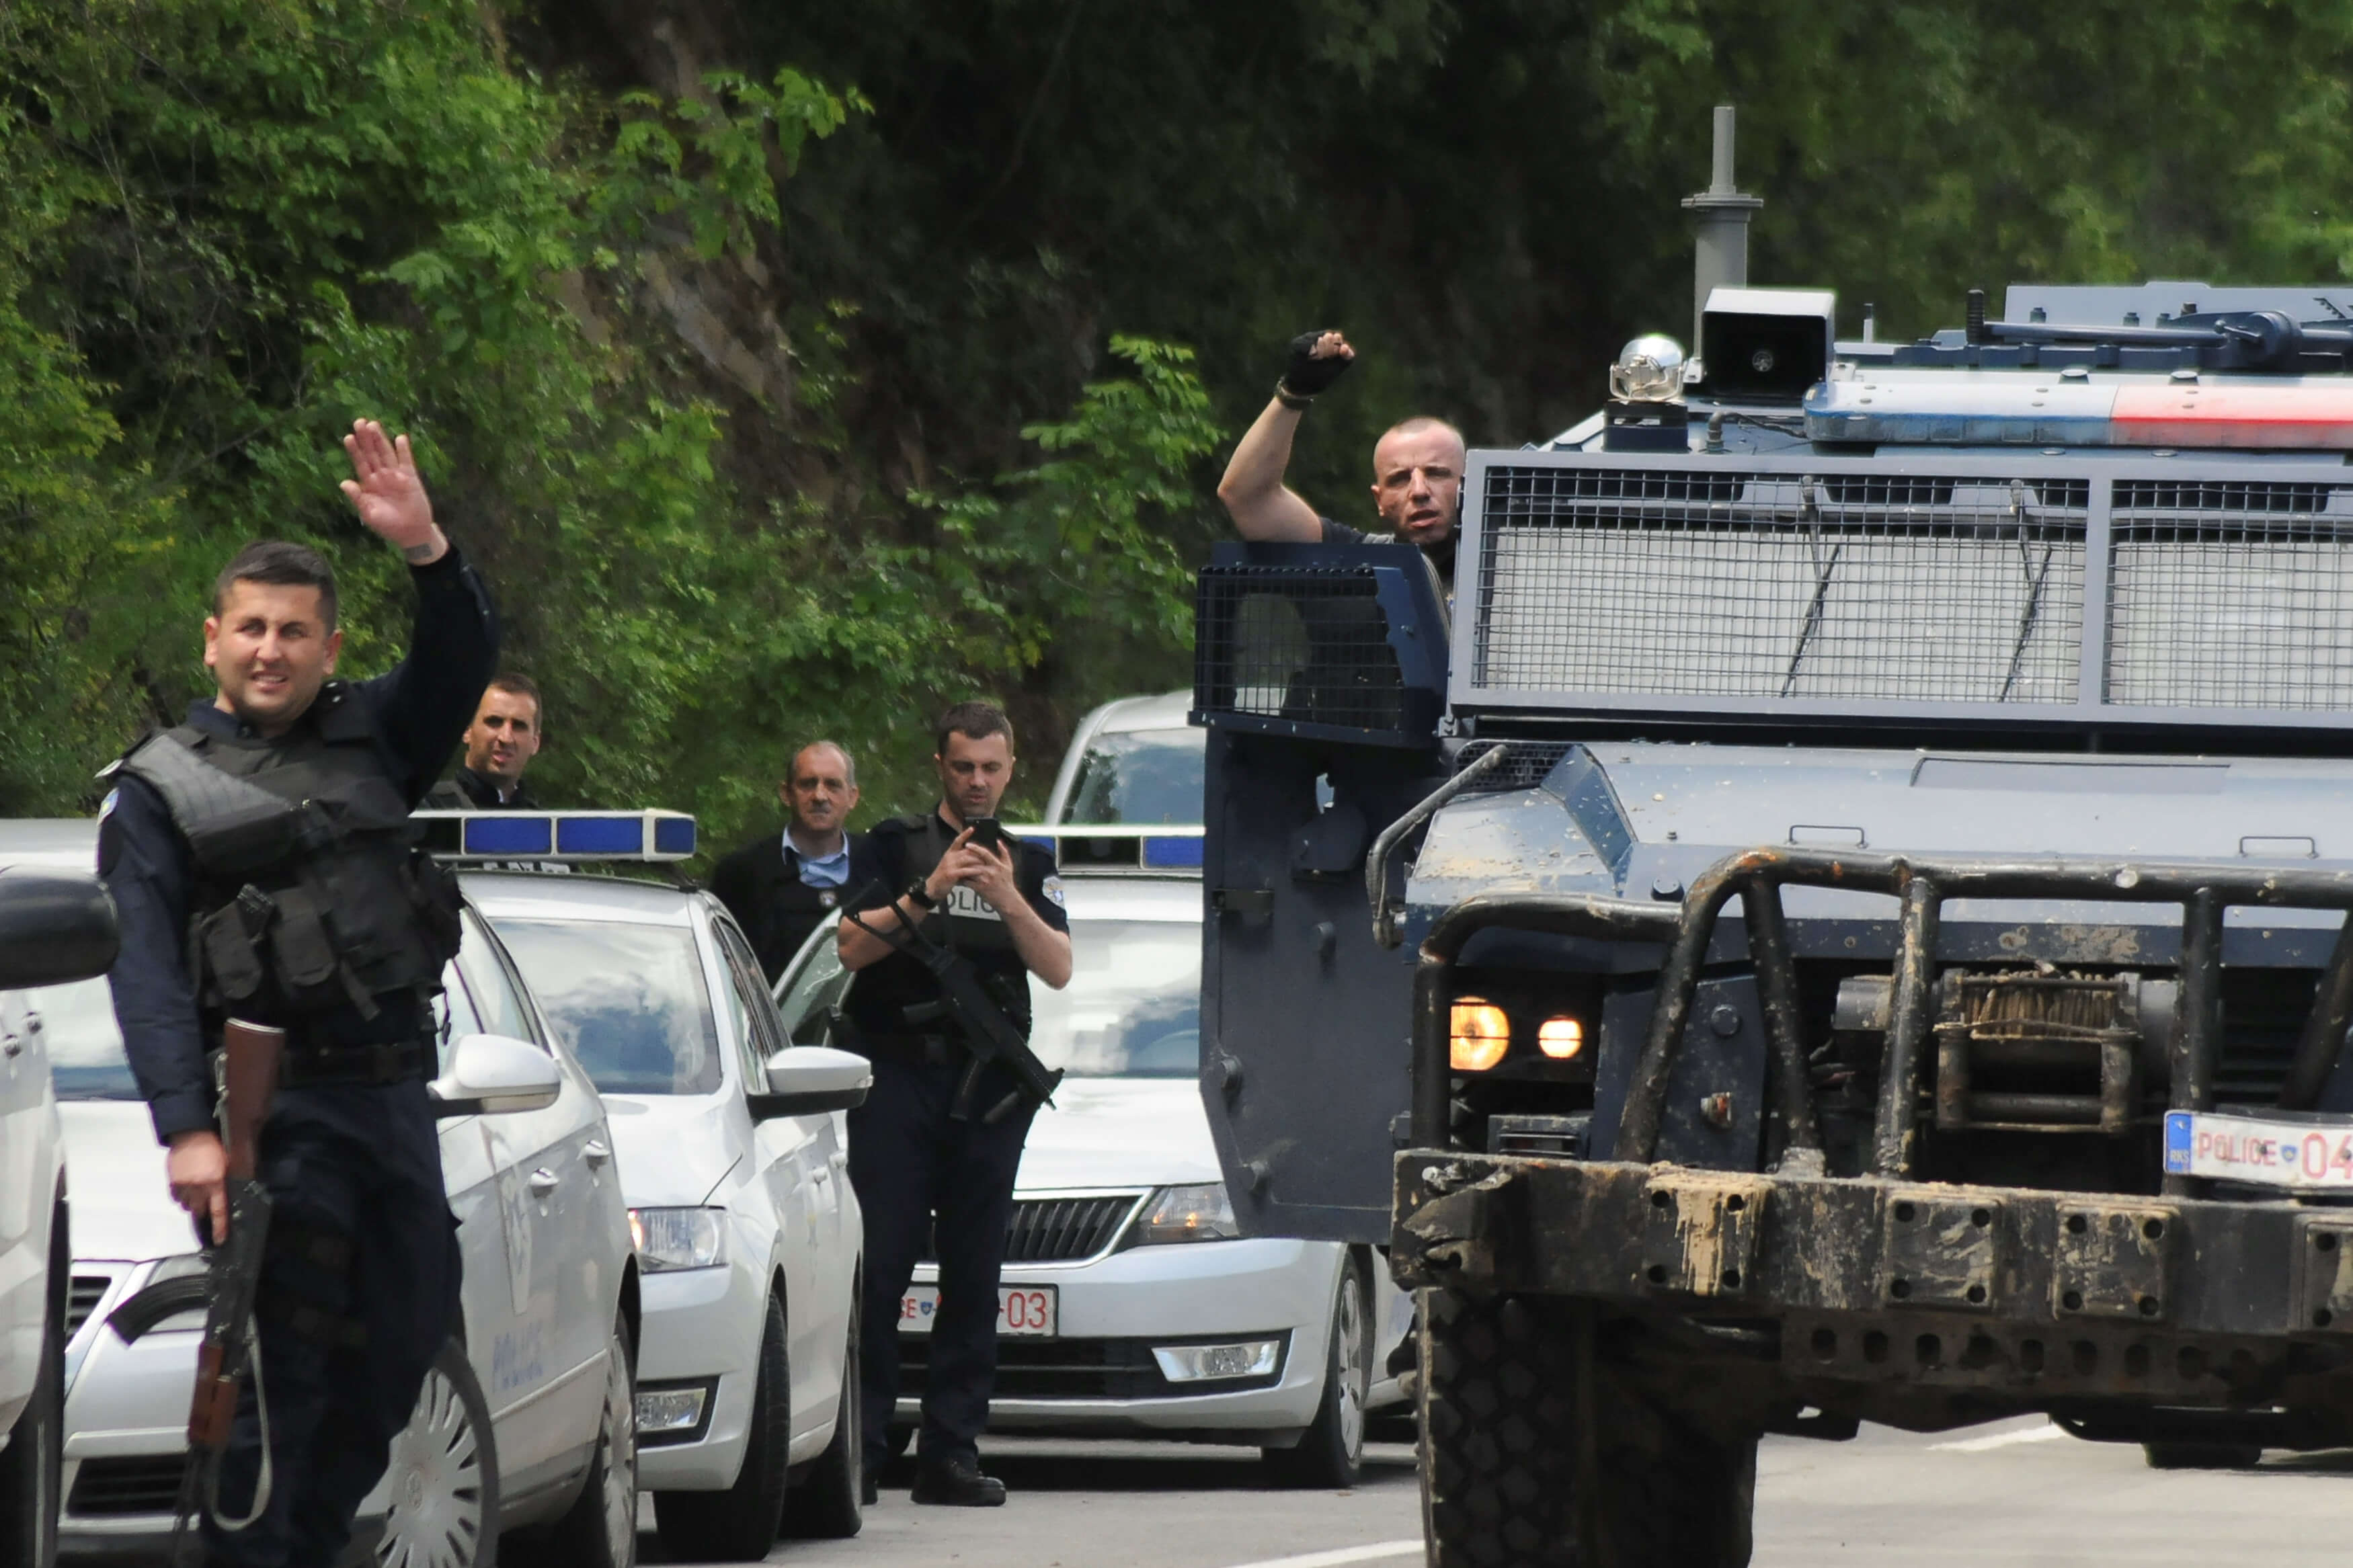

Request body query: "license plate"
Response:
[2163, 1110, 2353, 1190]
[900, 1284, 1058, 1337]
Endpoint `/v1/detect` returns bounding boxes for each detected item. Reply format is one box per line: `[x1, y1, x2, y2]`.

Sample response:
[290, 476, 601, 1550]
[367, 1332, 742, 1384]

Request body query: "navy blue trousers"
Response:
[203, 1079, 461, 1568]
[847, 1054, 1037, 1471]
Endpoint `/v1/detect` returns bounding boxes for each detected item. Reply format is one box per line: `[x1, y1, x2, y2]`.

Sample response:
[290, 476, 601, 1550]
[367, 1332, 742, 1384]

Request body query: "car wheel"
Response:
[781, 1285, 862, 1539]
[1263, 1252, 1370, 1488]
[654, 1291, 789, 1562]
[530, 1311, 637, 1568]
[376, 1336, 500, 1568]
[0, 1216, 63, 1568]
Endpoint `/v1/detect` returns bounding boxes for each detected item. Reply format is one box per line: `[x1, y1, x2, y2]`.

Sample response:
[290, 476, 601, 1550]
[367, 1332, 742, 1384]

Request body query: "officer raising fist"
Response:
[101, 419, 497, 1567]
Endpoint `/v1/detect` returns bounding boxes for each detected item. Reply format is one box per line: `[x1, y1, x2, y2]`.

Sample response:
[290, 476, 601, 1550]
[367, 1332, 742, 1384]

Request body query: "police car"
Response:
[450, 811, 869, 1561]
[1042, 691, 1202, 829]
[6, 816, 638, 1568]
[774, 827, 1412, 1485]
[0, 835, 118, 1568]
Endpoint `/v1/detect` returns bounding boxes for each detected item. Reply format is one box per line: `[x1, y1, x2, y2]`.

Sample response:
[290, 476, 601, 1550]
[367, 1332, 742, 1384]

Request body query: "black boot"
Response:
[910, 1455, 1007, 1507]
[861, 1466, 880, 1506]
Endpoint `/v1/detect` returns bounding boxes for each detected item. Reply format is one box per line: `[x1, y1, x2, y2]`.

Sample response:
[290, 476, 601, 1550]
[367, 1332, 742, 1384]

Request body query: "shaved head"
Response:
[1369, 417, 1466, 547]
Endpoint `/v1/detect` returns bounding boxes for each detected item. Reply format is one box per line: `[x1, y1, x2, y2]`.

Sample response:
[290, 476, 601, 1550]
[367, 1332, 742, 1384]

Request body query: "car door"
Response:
[711, 914, 840, 1434]
[460, 909, 610, 1486]
[430, 966, 511, 1409]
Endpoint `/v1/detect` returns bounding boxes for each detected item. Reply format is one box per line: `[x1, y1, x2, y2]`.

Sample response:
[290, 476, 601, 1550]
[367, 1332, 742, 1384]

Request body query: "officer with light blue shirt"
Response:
[709, 740, 877, 982]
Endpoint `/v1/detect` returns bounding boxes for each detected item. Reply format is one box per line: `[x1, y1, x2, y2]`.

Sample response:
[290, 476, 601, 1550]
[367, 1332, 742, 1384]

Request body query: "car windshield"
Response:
[23, 978, 138, 1100]
[493, 918, 723, 1095]
[1029, 917, 1199, 1078]
[1063, 729, 1203, 825]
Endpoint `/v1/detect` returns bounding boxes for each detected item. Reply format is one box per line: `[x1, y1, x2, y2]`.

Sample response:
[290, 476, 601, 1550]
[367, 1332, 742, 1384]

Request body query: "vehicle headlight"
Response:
[1538, 1015, 1585, 1059]
[1450, 998, 1511, 1071]
[628, 1207, 727, 1272]
[1133, 1183, 1240, 1245]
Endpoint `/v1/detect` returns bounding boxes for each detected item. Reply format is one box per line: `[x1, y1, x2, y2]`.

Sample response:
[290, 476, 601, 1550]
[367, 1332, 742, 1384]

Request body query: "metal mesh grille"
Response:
[2106, 481, 2353, 710]
[1195, 565, 1405, 731]
[1456, 739, 1574, 792]
[922, 1193, 1142, 1265]
[1475, 468, 2088, 704]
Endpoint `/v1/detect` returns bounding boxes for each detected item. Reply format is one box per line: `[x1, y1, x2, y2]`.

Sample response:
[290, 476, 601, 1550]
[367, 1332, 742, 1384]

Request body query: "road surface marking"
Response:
[1929, 1421, 2067, 1452]
[1220, 1540, 1424, 1568]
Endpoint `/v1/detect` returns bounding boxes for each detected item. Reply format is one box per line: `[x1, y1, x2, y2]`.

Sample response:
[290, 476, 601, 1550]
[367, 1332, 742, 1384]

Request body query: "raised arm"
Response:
[1215, 330, 1355, 542]
[339, 420, 500, 800]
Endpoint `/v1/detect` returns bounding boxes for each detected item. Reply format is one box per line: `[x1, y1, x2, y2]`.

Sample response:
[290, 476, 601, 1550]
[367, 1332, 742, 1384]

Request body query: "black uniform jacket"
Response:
[709, 831, 880, 985]
[423, 766, 539, 810]
[842, 810, 1068, 1044]
[100, 546, 499, 1143]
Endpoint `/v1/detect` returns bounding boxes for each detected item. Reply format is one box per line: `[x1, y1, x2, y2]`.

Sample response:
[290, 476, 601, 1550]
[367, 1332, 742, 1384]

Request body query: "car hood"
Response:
[57, 1102, 200, 1264]
[598, 1093, 742, 1207]
[1014, 1078, 1221, 1192]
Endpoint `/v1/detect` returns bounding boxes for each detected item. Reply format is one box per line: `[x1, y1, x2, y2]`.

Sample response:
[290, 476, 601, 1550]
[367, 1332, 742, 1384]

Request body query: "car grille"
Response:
[65, 1272, 117, 1338]
[68, 1454, 187, 1517]
[896, 1335, 1285, 1401]
[921, 1193, 1144, 1266]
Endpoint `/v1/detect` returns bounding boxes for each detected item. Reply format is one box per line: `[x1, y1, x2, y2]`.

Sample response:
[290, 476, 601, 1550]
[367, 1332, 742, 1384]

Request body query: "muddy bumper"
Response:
[1394, 1152, 2353, 1428]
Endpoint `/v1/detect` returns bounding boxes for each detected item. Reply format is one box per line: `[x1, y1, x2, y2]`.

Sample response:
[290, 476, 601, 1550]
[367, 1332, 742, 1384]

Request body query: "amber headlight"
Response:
[1539, 1016, 1585, 1059]
[1450, 998, 1511, 1071]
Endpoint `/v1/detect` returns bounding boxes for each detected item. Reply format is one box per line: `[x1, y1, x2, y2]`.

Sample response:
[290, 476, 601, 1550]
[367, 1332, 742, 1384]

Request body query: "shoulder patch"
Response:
[96, 787, 119, 825]
[1041, 874, 1067, 909]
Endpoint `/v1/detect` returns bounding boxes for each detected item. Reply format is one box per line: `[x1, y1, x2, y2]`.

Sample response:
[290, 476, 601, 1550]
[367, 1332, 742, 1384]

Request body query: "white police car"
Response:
[8, 815, 639, 1568]
[0, 831, 120, 1568]
[1043, 691, 1203, 829]
[453, 811, 869, 1562]
[774, 829, 1412, 1485]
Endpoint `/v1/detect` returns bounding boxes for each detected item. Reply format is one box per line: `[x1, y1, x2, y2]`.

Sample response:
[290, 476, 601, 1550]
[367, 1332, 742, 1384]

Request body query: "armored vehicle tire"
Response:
[655, 1292, 790, 1561]
[1263, 1253, 1372, 1487]
[782, 1292, 863, 1539]
[0, 1222, 63, 1568]
[1419, 1288, 1756, 1568]
[2143, 1441, 2262, 1471]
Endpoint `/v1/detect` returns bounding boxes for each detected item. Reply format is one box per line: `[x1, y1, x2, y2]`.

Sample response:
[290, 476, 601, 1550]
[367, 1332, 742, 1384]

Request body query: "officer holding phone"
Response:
[836, 701, 1071, 1508]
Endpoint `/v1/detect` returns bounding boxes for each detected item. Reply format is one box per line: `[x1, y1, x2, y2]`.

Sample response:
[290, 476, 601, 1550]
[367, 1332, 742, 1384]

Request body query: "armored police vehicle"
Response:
[1193, 202, 2353, 1566]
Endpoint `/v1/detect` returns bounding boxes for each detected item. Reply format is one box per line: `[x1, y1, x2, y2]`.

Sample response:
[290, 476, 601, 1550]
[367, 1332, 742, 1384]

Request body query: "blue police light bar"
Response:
[413, 810, 696, 862]
[1003, 825, 1204, 875]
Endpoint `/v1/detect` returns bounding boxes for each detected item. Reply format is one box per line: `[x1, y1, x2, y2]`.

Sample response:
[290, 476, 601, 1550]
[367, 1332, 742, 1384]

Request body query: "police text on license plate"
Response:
[900, 1284, 1058, 1337]
[2163, 1109, 2353, 1190]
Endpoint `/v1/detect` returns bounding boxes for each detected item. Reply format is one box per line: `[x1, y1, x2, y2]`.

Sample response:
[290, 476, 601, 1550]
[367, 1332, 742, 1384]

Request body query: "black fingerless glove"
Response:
[1279, 329, 1353, 402]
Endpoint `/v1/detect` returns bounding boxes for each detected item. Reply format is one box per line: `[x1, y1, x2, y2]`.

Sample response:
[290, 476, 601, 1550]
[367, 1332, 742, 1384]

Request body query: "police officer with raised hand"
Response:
[836, 702, 1072, 1508]
[101, 419, 495, 1567]
[711, 739, 870, 984]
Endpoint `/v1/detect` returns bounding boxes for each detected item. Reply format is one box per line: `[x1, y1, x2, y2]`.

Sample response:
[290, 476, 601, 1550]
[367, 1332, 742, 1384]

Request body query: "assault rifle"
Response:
[171, 1018, 284, 1558]
[840, 884, 1063, 1123]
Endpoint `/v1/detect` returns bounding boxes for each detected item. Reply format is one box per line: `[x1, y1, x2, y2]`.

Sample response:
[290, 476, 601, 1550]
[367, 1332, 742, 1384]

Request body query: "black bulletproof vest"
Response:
[891, 812, 1019, 959]
[849, 812, 1035, 1040]
[118, 687, 461, 1026]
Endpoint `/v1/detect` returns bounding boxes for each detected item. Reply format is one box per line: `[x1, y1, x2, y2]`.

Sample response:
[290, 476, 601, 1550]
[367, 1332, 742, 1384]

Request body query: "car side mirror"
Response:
[0, 870, 119, 989]
[747, 1046, 871, 1122]
[430, 1033, 561, 1118]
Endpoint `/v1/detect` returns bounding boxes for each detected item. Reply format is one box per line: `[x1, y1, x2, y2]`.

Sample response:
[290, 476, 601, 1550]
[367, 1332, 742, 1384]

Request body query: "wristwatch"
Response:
[905, 880, 938, 911]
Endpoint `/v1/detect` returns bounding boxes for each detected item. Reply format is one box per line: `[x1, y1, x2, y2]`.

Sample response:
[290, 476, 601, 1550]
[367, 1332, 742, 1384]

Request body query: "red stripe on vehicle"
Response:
[2112, 383, 2353, 448]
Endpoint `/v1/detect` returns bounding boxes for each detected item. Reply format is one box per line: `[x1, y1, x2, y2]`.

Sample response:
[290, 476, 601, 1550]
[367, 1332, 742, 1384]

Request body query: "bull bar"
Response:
[1394, 847, 2353, 1427]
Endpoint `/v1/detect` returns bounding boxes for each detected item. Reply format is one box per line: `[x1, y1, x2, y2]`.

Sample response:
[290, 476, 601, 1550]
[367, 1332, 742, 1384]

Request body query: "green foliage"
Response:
[11, 0, 2353, 850]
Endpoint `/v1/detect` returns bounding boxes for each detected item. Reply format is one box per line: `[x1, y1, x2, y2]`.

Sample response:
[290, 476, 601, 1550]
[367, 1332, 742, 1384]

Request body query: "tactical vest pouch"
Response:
[265, 885, 342, 993]
[406, 851, 463, 968]
[194, 892, 269, 1005]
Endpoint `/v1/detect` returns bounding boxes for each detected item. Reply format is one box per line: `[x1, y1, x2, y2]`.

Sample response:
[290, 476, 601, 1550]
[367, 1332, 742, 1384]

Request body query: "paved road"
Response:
[641, 1422, 2353, 1568]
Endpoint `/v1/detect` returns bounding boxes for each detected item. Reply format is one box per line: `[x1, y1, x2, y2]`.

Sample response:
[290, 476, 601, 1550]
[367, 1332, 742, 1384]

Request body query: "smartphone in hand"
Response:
[965, 817, 1004, 852]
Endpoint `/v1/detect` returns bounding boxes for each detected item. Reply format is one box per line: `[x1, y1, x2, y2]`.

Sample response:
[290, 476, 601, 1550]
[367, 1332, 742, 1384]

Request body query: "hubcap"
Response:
[375, 1367, 485, 1568]
[598, 1330, 638, 1566]
[1337, 1273, 1367, 1462]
